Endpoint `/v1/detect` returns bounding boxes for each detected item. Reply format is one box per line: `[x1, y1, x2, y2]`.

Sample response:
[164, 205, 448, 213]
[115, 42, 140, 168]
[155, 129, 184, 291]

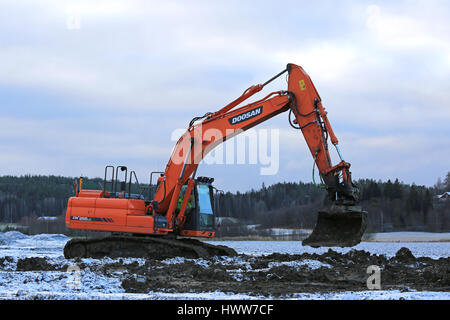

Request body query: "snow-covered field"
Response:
[208, 239, 450, 259]
[0, 231, 449, 300]
[365, 232, 450, 242]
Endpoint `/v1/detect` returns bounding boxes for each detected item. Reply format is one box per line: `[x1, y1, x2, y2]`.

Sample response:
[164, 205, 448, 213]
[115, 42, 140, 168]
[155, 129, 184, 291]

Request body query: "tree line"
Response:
[0, 173, 449, 234]
[214, 175, 449, 233]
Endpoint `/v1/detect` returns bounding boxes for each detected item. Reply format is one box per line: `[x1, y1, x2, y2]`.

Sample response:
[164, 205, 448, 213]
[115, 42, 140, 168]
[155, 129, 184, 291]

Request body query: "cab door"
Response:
[181, 182, 216, 233]
[195, 183, 215, 230]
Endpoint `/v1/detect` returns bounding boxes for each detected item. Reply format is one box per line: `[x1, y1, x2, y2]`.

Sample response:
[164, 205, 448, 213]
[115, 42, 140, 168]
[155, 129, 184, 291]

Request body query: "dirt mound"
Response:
[0, 256, 14, 268]
[16, 257, 65, 271]
[120, 248, 450, 296]
[393, 247, 416, 263]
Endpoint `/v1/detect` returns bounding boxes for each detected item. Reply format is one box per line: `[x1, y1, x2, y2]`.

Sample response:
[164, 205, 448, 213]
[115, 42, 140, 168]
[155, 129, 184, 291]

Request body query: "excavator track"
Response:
[302, 205, 367, 248]
[64, 236, 237, 259]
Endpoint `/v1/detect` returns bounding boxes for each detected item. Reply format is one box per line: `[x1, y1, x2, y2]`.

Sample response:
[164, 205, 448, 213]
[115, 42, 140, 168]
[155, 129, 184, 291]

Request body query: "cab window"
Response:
[197, 184, 213, 214]
[197, 184, 214, 228]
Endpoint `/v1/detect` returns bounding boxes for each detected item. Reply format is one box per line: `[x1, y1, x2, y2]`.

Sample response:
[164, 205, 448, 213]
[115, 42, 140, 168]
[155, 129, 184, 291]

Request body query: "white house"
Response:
[436, 192, 450, 200]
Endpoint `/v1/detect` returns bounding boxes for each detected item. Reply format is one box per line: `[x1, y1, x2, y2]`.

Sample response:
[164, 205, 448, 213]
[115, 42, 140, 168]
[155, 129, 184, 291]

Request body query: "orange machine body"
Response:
[66, 191, 167, 235]
[65, 63, 356, 239]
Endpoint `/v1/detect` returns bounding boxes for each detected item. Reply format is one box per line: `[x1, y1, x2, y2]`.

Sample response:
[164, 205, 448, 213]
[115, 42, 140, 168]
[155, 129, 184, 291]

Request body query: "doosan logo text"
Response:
[229, 106, 262, 125]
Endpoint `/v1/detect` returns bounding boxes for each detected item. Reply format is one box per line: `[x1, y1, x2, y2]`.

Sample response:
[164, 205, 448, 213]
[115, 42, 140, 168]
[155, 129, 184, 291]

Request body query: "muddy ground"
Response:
[8, 247, 449, 297]
[120, 248, 450, 296]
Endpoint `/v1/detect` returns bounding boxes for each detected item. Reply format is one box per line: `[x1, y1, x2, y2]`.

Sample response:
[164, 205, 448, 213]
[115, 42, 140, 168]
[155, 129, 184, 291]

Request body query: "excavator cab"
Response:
[179, 177, 216, 237]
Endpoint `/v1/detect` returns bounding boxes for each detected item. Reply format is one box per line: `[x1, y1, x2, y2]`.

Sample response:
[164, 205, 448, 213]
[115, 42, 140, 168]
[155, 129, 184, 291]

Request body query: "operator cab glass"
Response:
[197, 184, 214, 228]
[183, 180, 215, 232]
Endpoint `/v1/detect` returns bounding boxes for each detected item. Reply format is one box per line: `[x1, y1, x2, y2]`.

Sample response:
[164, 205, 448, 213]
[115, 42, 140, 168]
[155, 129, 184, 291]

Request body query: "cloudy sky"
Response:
[0, 0, 449, 192]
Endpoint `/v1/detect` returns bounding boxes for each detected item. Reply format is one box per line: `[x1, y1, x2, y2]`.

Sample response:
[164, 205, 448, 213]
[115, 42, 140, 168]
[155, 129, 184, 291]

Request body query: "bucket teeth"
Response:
[302, 205, 367, 248]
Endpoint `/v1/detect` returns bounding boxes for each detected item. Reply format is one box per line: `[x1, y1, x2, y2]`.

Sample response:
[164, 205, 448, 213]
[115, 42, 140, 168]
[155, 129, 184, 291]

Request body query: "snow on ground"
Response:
[1, 289, 265, 300]
[0, 231, 68, 259]
[1, 289, 449, 300]
[289, 290, 450, 300]
[208, 240, 450, 259]
[268, 259, 332, 270]
[366, 232, 450, 242]
[0, 231, 449, 300]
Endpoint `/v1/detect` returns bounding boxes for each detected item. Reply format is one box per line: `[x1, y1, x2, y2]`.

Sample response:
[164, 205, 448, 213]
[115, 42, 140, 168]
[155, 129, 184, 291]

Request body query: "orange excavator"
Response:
[63, 63, 367, 259]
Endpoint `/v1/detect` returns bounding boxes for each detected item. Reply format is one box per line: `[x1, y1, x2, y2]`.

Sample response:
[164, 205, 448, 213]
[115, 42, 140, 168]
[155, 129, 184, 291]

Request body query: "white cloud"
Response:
[0, 115, 173, 178]
[0, 0, 449, 189]
[274, 43, 358, 84]
[65, 0, 135, 17]
[366, 4, 450, 52]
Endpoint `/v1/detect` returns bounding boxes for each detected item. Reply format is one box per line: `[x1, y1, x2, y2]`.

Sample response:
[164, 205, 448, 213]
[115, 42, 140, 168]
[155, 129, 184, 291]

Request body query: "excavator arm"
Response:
[286, 64, 360, 205]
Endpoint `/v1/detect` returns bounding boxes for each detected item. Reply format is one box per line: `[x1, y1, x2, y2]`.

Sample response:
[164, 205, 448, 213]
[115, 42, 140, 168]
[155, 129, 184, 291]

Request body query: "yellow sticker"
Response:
[299, 79, 306, 91]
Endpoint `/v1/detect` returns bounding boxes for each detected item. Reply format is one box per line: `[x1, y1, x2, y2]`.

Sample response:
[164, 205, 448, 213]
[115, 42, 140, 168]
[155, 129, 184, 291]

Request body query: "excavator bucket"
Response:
[302, 205, 367, 248]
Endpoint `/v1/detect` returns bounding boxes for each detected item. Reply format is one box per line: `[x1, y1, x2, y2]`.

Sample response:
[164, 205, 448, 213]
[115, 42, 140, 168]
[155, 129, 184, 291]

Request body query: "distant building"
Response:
[37, 216, 58, 221]
[436, 192, 450, 200]
[215, 217, 239, 226]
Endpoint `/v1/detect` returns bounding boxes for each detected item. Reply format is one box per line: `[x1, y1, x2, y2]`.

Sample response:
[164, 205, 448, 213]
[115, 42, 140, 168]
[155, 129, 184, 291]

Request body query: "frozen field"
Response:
[208, 239, 450, 259]
[365, 232, 450, 243]
[0, 231, 449, 300]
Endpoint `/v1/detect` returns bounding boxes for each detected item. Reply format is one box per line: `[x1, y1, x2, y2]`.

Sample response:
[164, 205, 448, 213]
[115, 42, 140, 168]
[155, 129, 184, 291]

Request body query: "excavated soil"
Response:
[118, 247, 449, 296]
[16, 257, 67, 271]
[4, 247, 448, 297]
